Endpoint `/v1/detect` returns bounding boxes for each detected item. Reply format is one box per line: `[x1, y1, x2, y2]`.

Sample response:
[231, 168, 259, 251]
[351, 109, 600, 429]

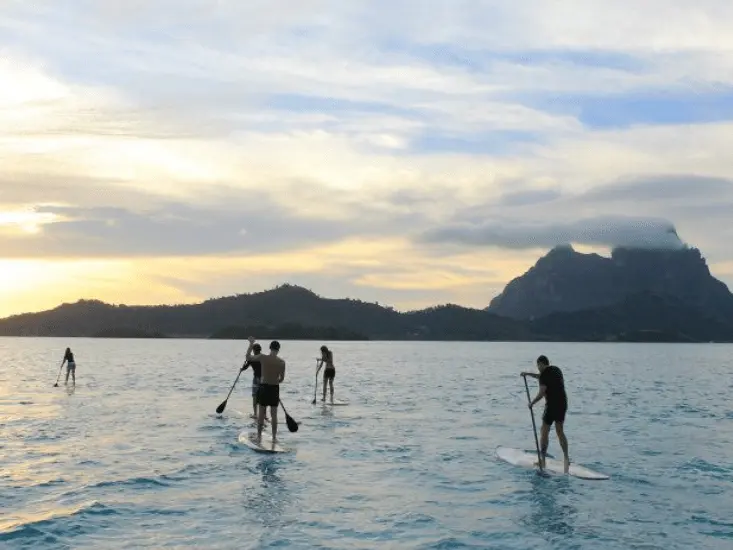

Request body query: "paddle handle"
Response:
[523, 375, 543, 472]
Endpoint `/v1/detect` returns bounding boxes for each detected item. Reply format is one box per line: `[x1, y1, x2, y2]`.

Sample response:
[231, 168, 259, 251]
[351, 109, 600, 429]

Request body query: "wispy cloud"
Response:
[419, 215, 684, 250]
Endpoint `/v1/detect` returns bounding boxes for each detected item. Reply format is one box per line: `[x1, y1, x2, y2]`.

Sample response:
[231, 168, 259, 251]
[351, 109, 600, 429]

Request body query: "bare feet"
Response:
[563, 456, 570, 474]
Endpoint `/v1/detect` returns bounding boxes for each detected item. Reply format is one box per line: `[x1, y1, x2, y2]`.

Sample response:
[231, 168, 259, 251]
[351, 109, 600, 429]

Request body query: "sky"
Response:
[1, 1, 733, 318]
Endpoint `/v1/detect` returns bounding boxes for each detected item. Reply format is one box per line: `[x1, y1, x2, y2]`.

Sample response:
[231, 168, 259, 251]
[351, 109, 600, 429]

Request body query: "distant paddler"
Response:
[61, 347, 76, 386]
[316, 345, 336, 403]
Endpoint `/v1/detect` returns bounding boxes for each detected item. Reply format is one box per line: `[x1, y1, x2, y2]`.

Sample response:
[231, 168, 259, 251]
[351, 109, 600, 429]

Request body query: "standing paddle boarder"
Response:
[241, 343, 268, 421]
[246, 336, 286, 444]
[62, 347, 76, 386]
[316, 345, 335, 403]
[521, 355, 570, 473]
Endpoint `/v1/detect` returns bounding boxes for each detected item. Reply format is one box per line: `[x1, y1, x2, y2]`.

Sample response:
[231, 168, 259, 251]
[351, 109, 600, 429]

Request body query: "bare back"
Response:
[259, 354, 286, 385]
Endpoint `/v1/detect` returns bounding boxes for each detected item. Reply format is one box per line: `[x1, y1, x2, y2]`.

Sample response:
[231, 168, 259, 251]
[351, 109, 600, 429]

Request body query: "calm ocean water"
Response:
[1, 337, 732, 549]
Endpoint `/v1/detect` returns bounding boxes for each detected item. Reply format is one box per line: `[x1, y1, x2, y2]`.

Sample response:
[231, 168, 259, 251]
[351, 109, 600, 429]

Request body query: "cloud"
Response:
[0, 194, 428, 258]
[578, 174, 733, 203]
[417, 173, 732, 253]
[419, 215, 685, 251]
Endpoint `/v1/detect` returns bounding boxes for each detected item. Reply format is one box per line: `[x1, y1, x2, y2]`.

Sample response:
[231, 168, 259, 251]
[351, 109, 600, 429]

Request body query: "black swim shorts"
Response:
[324, 367, 335, 380]
[542, 404, 567, 425]
[257, 383, 280, 407]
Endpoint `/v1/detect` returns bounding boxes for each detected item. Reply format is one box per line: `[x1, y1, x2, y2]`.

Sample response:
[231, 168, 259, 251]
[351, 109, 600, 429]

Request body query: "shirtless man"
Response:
[246, 336, 286, 444]
[521, 355, 570, 473]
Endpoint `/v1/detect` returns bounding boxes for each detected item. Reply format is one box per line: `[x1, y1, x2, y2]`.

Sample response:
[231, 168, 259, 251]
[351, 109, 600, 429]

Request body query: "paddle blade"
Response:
[215, 399, 228, 414]
[285, 413, 299, 432]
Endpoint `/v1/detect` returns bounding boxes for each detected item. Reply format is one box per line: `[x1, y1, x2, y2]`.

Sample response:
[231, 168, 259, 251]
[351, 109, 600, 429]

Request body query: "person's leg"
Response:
[322, 377, 327, 401]
[64, 366, 69, 385]
[270, 405, 278, 442]
[539, 423, 551, 469]
[256, 404, 267, 440]
[328, 377, 334, 401]
[555, 421, 570, 473]
[71, 367, 75, 385]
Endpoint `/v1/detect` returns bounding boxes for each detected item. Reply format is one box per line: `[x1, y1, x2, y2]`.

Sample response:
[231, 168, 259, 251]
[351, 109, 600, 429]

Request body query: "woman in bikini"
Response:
[62, 347, 76, 385]
[317, 345, 336, 403]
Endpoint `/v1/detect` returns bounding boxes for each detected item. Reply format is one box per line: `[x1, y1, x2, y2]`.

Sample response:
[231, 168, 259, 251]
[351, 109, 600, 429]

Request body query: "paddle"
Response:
[53, 360, 64, 387]
[311, 359, 320, 404]
[215, 369, 242, 414]
[522, 374, 544, 474]
[279, 399, 299, 432]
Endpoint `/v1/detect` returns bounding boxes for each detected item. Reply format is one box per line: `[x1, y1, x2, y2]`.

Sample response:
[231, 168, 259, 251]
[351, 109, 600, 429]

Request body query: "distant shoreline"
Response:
[0, 334, 724, 344]
[1, 280, 732, 344]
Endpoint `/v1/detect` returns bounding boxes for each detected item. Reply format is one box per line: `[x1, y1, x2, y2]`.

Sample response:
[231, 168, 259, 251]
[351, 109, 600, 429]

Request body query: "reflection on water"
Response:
[521, 474, 577, 538]
[241, 456, 290, 531]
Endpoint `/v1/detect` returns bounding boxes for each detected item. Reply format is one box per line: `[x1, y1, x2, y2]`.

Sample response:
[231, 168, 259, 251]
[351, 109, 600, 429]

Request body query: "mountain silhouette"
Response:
[1, 246, 732, 343]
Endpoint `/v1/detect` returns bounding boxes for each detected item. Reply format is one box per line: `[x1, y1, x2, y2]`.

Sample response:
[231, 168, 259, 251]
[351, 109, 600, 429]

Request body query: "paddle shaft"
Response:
[523, 375, 544, 472]
[312, 360, 319, 403]
[216, 370, 242, 413]
[54, 360, 64, 386]
[225, 370, 242, 401]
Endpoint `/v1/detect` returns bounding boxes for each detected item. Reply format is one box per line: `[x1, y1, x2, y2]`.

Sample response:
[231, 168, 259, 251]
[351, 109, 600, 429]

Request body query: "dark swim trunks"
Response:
[539, 365, 567, 425]
[542, 405, 567, 425]
[324, 367, 335, 380]
[257, 383, 280, 407]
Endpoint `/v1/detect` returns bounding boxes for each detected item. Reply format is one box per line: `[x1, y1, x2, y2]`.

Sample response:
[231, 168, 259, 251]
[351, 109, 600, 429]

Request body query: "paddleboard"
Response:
[495, 446, 609, 480]
[317, 399, 349, 406]
[238, 431, 289, 454]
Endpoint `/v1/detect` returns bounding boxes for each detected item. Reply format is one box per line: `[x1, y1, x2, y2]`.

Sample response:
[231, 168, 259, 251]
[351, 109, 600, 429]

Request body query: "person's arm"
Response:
[245, 336, 256, 361]
[521, 372, 539, 379]
[529, 384, 547, 408]
[240, 360, 251, 372]
[315, 359, 323, 375]
[278, 361, 286, 383]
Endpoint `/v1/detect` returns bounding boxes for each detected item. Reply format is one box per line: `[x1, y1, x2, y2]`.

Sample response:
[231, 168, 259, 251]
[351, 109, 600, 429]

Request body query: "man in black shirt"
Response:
[241, 343, 268, 422]
[521, 355, 570, 473]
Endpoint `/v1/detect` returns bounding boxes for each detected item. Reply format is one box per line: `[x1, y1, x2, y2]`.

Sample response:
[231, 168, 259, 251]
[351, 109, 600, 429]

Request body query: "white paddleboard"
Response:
[496, 446, 609, 480]
[309, 398, 349, 406]
[238, 431, 289, 454]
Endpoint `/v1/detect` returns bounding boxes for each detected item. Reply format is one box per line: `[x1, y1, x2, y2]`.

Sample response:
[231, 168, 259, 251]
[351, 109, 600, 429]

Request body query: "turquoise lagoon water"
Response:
[1, 338, 732, 549]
